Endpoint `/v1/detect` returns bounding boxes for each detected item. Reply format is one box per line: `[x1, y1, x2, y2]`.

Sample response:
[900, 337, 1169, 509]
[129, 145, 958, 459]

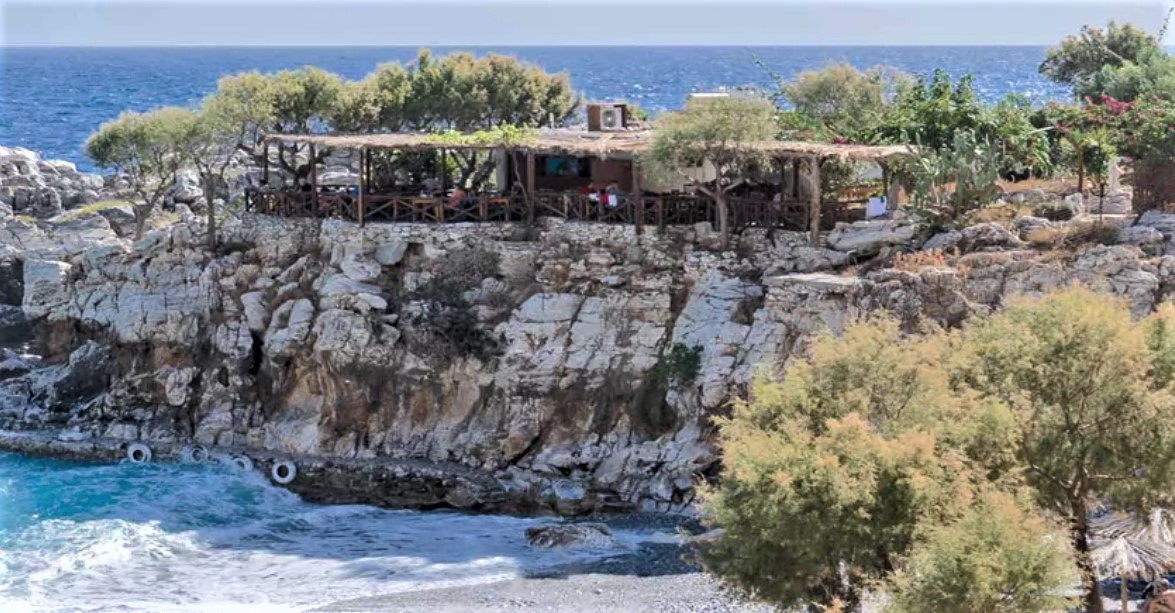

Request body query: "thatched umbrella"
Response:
[1093, 509, 1175, 547]
[1092, 536, 1175, 613]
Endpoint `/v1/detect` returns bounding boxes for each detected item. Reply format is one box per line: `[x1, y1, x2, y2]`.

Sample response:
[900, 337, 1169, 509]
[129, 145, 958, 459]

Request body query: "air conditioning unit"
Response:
[599, 105, 624, 131]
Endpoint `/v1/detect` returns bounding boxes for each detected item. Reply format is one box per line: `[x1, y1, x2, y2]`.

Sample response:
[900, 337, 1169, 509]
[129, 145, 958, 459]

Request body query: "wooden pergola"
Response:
[255, 129, 915, 241]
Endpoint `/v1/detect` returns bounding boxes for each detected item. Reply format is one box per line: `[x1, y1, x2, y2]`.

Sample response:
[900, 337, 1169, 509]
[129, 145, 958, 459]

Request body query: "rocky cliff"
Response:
[5, 181, 1175, 515]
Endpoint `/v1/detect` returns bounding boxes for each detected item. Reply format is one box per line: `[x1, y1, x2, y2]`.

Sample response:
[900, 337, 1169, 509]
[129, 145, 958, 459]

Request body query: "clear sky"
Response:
[0, 0, 1168, 46]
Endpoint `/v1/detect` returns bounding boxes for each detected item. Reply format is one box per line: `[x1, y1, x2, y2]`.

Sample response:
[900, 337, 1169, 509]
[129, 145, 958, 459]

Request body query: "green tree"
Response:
[85, 107, 194, 239]
[701, 287, 1175, 612]
[956, 287, 1175, 613]
[206, 66, 342, 183]
[887, 490, 1076, 613]
[879, 70, 983, 151]
[179, 93, 258, 248]
[699, 319, 977, 609]
[646, 95, 778, 247]
[1040, 22, 1162, 96]
[403, 50, 580, 188]
[781, 63, 905, 143]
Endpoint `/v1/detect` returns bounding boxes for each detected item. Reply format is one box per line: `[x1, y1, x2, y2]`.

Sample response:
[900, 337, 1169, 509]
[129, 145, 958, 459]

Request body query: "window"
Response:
[537, 155, 591, 178]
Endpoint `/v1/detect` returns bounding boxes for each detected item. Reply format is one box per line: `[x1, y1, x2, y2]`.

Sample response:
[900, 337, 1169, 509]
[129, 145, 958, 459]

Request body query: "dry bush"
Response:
[964, 202, 1028, 226]
[891, 249, 949, 271]
[1026, 221, 1118, 250]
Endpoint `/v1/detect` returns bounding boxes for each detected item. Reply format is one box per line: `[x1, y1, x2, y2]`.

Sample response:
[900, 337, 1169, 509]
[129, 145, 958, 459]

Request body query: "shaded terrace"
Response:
[249, 129, 914, 240]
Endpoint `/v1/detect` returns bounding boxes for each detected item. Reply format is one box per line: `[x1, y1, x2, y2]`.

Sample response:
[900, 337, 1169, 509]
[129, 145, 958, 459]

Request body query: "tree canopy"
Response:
[646, 95, 778, 246]
[1040, 22, 1163, 97]
[700, 286, 1175, 613]
[85, 107, 196, 239]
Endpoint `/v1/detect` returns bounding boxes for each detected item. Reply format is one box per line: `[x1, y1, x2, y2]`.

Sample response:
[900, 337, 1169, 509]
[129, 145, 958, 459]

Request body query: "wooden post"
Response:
[775, 156, 785, 233]
[792, 157, 800, 200]
[309, 143, 319, 215]
[808, 156, 822, 244]
[526, 151, 536, 226]
[357, 147, 366, 227]
[365, 148, 372, 192]
[886, 164, 901, 210]
[632, 158, 643, 234]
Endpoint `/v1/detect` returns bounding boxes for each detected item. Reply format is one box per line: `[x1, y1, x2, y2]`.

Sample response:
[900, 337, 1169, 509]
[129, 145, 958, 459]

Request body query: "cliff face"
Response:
[5, 210, 1175, 515]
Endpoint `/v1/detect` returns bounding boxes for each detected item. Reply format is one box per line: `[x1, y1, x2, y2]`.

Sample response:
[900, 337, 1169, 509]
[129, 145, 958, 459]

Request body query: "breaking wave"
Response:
[0, 452, 630, 612]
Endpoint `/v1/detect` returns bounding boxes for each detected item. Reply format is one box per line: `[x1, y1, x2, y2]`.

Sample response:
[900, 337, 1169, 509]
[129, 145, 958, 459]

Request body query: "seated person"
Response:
[422, 177, 441, 196]
[447, 187, 467, 206]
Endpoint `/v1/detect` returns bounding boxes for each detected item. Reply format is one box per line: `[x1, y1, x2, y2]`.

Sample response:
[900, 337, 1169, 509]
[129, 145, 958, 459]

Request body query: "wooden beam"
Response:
[309, 143, 318, 214]
[358, 147, 366, 227]
[808, 156, 822, 244]
[526, 151, 536, 226]
[632, 158, 643, 234]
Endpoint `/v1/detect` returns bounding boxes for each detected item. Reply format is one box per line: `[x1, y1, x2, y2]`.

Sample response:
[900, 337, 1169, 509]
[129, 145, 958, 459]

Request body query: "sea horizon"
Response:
[0, 45, 1072, 169]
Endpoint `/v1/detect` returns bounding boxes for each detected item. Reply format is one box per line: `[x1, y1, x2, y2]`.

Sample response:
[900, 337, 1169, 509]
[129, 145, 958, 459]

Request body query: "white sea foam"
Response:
[0, 454, 635, 612]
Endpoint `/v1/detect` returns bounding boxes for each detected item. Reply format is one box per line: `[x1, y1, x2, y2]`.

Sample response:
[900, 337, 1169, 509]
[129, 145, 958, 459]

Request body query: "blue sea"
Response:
[0, 46, 1071, 171]
[0, 452, 651, 612]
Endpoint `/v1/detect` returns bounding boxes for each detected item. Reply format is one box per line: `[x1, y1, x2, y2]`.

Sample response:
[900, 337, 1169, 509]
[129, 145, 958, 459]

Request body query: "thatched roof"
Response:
[1093, 509, 1175, 547]
[263, 128, 915, 162]
[1092, 536, 1175, 578]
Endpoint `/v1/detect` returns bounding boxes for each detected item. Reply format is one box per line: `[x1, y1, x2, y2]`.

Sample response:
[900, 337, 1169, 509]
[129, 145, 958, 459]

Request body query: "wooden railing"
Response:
[245, 188, 862, 231]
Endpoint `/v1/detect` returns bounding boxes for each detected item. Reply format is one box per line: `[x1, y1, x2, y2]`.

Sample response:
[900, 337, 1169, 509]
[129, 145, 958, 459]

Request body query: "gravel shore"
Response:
[312, 515, 772, 613]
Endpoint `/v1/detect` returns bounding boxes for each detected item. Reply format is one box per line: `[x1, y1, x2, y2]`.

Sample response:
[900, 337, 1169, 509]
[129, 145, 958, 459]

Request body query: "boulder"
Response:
[1012, 215, 1056, 238]
[171, 171, 203, 204]
[826, 219, 916, 255]
[374, 241, 408, 266]
[524, 523, 616, 548]
[923, 222, 1024, 253]
[1085, 190, 1132, 215]
[0, 256, 22, 305]
[0, 305, 31, 346]
[1119, 225, 1164, 246]
[0, 349, 36, 380]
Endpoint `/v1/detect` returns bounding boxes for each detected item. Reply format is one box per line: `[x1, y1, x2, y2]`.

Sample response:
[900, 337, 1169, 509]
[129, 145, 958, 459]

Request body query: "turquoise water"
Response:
[0, 452, 632, 612]
[0, 46, 1069, 170]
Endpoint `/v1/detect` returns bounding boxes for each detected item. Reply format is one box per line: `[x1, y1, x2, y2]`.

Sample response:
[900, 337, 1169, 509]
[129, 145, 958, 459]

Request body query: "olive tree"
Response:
[646, 95, 778, 247]
[1040, 22, 1162, 97]
[86, 107, 194, 239]
[404, 50, 580, 188]
[781, 63, 905, 142]
[206, 66, 341, 183]
[180, 93, 257, 248]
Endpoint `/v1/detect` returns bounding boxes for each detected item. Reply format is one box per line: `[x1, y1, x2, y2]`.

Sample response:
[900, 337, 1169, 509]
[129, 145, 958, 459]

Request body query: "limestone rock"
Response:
[524, 523, 615, 548]
[374, 241, 408, 266]
[263, 299, 315, 357]
[1085, 190, 1132, 215]
[826, 219, 916, 255]
[923, 222, 1024, 253]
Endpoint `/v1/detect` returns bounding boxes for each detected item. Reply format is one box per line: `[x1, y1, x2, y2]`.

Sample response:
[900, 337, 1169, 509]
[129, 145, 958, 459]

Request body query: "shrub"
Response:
[1025, 220, 1118, 249]
[891, 249, 948, 271]
[904, 130, 1003, 232]
[887, 491, 1076, 613]
[656, 343, 703, 386]
[407, 248, 503, 362]
[699, 320, 975, 608]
